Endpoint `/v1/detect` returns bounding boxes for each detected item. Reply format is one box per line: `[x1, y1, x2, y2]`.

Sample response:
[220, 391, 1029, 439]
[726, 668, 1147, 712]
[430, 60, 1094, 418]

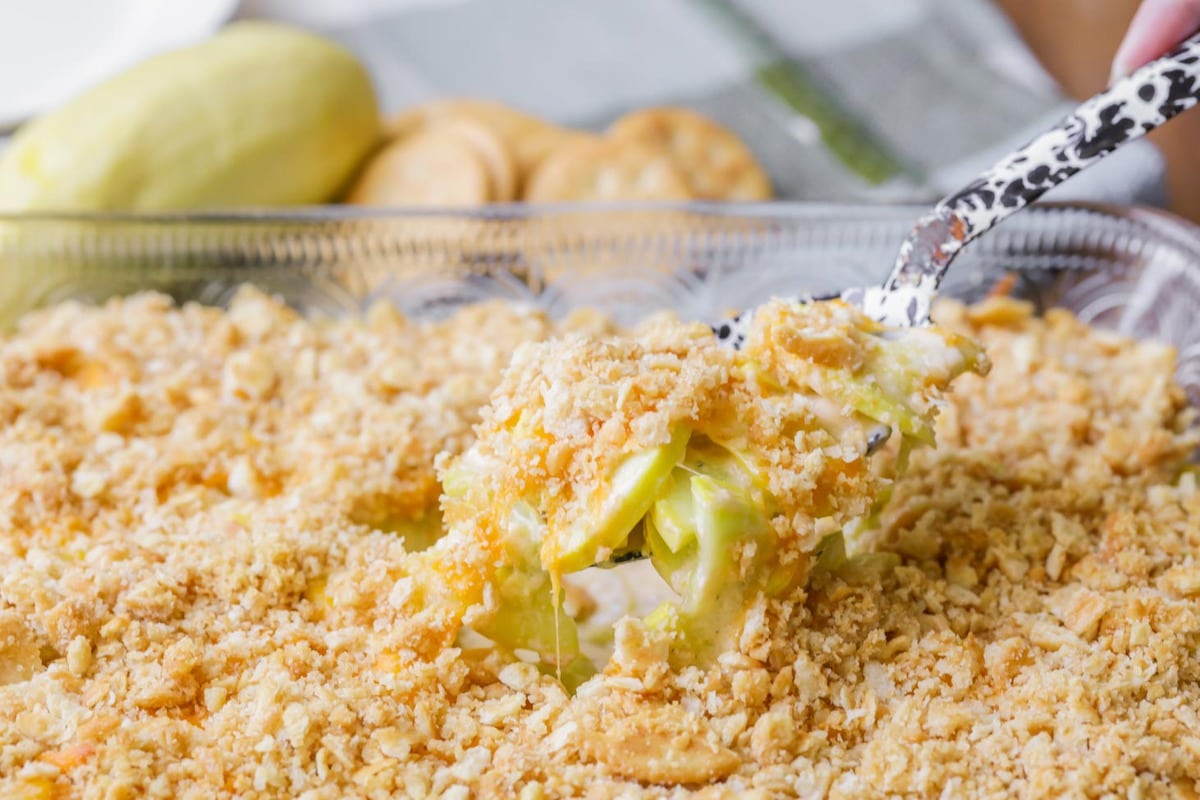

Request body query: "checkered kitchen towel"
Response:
[249, 0, 1166, 208]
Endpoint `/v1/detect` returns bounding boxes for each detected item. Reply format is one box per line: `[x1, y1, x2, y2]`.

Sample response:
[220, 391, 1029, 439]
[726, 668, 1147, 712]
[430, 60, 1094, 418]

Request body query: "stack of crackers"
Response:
[346, 100, 773, 205]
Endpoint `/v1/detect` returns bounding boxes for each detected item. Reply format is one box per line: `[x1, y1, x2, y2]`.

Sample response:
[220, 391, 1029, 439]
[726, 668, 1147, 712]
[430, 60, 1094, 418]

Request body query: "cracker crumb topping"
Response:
[1, 290, 1197, 798]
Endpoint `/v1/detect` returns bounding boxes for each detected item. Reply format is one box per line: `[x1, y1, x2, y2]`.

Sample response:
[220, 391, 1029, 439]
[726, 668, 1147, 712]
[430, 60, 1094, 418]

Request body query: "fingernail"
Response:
[1110, 37, 1137, 85]
[1107, 0, 1200, 86]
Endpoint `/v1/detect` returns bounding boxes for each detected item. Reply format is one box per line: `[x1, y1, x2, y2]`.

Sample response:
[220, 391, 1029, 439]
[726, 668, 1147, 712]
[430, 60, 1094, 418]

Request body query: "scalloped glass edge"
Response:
[2, 201, 1200, 404]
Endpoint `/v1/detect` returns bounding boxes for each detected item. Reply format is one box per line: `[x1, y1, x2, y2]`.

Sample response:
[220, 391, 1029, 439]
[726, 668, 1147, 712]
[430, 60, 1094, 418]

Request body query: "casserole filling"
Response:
[1, 289, 1196, 798]
[427, 299, 987, 667]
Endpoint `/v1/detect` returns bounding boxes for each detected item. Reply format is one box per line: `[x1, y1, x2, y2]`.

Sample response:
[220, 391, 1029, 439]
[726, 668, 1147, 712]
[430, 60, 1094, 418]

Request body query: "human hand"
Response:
[1112, 0, 1200, 81]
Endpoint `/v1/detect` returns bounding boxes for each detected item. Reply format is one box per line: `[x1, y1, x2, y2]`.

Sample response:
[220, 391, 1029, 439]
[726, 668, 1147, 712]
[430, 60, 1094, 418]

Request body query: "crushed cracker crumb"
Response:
[0, 290, 1197, 798]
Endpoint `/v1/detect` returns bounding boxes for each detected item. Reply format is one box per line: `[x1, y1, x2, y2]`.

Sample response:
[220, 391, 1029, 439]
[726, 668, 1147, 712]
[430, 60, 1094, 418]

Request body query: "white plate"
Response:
[0, 0, 239, 130]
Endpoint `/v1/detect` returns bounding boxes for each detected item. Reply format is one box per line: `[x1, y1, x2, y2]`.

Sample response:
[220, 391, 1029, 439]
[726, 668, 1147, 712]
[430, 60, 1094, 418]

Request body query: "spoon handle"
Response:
[872, 30, 1200, 326]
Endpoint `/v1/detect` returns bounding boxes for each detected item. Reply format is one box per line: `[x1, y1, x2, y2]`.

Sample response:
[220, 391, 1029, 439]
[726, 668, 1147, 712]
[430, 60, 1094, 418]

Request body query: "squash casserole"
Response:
[1, 289, 1197, 798]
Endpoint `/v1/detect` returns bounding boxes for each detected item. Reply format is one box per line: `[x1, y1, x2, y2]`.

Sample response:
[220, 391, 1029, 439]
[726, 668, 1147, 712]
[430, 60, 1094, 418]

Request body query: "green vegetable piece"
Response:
[650, 473, 698, 554]
[814, 531, 848, 574]
[688, 472, 769, 613]
[539, 654, 598, 694]
[474, 502, 580, 662]
[813, 531, 901, 584]
[838, 552, 901, 584]
[378, 511, 443, 552]
[644, 513, 692, 597]
[645, 439, 777, 658]
[551, 426, 690, 574]
[476, 574, 579, 662]
[643, 601, 679, 632]
[822, 371, 932, 444]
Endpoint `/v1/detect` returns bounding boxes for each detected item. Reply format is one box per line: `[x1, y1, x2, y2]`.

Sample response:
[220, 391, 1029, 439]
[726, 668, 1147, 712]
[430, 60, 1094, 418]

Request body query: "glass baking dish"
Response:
[2, 201, 1198, 783]
[2, 202, 1199, 404]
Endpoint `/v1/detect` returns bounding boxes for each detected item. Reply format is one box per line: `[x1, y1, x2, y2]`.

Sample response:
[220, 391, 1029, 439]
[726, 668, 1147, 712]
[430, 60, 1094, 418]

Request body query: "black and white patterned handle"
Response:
[710, 31, 1200, 349]
[861, 29, 1200, 327]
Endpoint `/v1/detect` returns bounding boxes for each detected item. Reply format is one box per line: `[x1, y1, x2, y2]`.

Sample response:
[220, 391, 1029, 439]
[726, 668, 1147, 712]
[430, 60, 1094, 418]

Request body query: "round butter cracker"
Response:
[524, 138, 694, 202]
[388, 98, 584, 190]
[346, 129, 490, 207]
[608, 107, 772, 201]
[431, 118, 519, 202]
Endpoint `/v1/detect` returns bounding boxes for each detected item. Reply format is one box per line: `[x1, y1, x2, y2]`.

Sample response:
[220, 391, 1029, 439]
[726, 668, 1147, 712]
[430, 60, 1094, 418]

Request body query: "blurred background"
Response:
[2, 0, 1196, 220]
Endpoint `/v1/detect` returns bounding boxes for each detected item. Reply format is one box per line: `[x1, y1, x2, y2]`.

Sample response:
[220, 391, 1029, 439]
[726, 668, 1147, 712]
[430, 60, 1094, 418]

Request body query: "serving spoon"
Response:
[593, 34, 1200, 571]
[715, 30, 1200, 348]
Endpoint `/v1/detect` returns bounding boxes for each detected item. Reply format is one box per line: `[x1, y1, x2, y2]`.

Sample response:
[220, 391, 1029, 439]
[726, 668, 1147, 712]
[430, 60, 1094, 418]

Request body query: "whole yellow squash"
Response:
[0, 21, 381, 211]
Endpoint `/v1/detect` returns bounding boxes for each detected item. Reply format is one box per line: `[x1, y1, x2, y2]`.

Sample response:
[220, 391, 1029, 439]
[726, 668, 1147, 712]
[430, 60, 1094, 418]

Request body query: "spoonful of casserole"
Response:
[422, 300, 986, 666]
[403, 33, 1200, 668]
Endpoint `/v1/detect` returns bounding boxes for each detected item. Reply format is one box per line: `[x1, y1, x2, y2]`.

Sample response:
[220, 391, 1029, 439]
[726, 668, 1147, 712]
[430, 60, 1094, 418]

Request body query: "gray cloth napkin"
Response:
[1, 0, 1164, 210]
[283, 0, 1166, 207]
